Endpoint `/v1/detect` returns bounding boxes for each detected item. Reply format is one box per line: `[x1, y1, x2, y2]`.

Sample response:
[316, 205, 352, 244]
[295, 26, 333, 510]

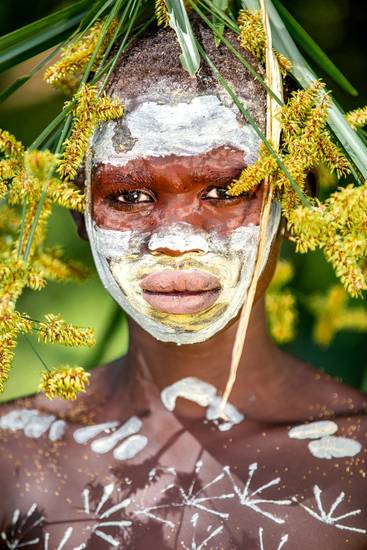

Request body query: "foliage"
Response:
[0, 0, 366, 399]
[265, 260, 297, 343]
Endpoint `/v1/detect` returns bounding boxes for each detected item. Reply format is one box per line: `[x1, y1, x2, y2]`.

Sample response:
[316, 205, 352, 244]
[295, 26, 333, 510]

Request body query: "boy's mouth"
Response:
[140, 269, 221, 314]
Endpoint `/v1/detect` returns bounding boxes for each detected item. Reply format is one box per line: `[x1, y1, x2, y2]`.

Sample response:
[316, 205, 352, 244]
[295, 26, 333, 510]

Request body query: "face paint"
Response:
[92, 94, 261, 167]
[86, 93, 281, 344]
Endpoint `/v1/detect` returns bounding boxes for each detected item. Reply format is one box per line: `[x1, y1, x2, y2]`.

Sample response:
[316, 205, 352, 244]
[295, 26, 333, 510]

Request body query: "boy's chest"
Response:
[2, 417, 367, 550]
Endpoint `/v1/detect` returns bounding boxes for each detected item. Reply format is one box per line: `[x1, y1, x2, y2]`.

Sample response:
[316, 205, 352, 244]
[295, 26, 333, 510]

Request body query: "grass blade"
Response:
[0, 0, 90, 73]
[165, 0, 201, 76]
[266, 0, 367, 183]
[272, 0, 357, 96]
[212, 0, 229, 46]
[197, 40, 310, 206]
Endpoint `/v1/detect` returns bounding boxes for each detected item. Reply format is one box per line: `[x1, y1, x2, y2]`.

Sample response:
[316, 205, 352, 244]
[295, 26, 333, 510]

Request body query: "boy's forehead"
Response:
[91, 93, 261, 168]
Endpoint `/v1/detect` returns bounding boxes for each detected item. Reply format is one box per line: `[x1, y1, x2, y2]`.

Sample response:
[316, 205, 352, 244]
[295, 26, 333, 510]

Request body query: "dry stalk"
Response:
[219, 0, 283, 414]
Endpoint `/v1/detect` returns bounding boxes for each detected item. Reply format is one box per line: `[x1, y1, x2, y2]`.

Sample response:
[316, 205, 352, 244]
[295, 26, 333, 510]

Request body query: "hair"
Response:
[106, 17, 267, 130]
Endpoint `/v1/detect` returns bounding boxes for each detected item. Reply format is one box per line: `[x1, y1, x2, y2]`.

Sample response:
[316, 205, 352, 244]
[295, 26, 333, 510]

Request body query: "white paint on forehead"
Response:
[161, 377, 217, 411]
[288, 420, 338, 440]
[308, 435, 362, 459]
[92, 95, 261, 166]
[113, 434, 148, 460]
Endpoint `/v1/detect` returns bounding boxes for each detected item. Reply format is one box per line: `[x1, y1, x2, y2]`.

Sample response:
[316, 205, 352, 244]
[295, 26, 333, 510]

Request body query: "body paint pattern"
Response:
[224, 462, 292, 525]
[160, 377, 244, 431]
[293, 485, 366, 534]
[1, 461, 366, 549]
[73, 416, 148, 461]
[0, 409, 66, 441]
[258, 527, 289, 550]
[288, 420, 362, 459]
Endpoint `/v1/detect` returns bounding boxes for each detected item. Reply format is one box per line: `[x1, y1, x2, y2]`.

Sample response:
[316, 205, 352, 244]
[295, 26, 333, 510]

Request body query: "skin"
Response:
[0, 108, 367, 550]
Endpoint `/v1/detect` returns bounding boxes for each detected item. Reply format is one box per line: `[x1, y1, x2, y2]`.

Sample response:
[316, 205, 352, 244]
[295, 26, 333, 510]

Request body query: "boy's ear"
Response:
[70, 163, 89, 240]
[70, 210, 89, 241]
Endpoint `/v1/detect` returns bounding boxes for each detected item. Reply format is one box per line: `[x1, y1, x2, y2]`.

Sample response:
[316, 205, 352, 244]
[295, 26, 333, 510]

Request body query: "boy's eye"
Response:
[203, 187, 234, 200]
[115, 190, 154, 204]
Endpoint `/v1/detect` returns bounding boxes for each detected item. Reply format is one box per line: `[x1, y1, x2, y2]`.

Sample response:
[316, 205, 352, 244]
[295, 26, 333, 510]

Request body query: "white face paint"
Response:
[92, 95, 261, 166]
[86, 93, 281, 344]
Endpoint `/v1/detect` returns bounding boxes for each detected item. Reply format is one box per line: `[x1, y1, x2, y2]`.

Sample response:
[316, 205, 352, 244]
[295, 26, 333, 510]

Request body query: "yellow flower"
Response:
[40, 365, 90, 400]
[155, 0, 170, 27]
[345, 105, 367, 130]
[0, 330, 17, 392]
[37, 313, 95, 348]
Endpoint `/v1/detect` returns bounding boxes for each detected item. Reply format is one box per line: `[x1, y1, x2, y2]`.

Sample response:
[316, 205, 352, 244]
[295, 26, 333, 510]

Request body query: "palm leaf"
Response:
[164, 0, 201, 76]
[272, 0, 357, 96]
[0, 0, 91, 73]
[264, 0, 367, 182]
[212, 0, 229, 46]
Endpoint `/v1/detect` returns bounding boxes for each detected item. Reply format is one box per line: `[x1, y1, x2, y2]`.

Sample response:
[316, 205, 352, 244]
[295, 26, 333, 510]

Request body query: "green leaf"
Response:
[212, 0, 229, 46]
[267, 0, 367, 183]
[0, 0, 90, 73]
[165, 0, 201, 76]
[197, 40, 310, 207]
[0, 45, 62, 103]
[241, 0, 260, 11]
[272, 0, 357, 96]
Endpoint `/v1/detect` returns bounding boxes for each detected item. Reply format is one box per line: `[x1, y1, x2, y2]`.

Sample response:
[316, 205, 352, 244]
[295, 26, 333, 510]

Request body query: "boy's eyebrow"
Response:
[92, 158, 246, 188]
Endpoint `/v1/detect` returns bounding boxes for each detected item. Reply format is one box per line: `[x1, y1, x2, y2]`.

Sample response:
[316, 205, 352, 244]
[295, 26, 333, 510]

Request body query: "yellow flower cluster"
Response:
[237, 10, 291, 75]
[58, 84, 124, 182]
[155, 0, 170, 27]
[44, 19, 118, 94]
[345, 105, 367, 130]
[265, 260, 297, 343]
[310, 285, 367, 346]
[0, 128, 96, 394]
[37, 314, 95, 347]
[230, 81, 349, 213]
[287, 182, 367, 296]
[39, 365, 90, 400]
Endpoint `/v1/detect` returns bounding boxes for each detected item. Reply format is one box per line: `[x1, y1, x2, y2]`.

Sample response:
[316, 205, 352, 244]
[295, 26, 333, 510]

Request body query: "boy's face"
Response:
[85, 93, 280, 344]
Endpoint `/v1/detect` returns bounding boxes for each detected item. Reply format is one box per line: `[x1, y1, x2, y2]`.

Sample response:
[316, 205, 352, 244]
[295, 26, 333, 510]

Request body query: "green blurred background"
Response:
[0, 0, 366, 401]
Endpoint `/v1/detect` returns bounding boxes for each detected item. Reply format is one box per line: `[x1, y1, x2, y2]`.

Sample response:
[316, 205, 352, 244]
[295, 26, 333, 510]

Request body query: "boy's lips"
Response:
[139, 269, 221, 314]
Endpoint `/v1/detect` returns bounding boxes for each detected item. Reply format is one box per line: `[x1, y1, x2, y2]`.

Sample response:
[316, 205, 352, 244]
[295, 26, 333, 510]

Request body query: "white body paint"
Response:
[92, 95, 261, 167]
[288, 420, 362, 460]
[161, 377, 217, 411]
[73, 417, 147, 461]
[86, 93, 281, 345]
[90, 416, 142, 454]
[258, 527, 288, 550]
[308, 435, 362, 459]
[206, 396, 244, 432]
[48, 419, 67, 442]
[73, 421, 119, 444]
[224, 462, 291, 524]
[0, 408, 66, 441]
[160, 377, 244, 431]
[113, 434, 148, 460]
[288, 420, 338, 440]
[293, 485, 366, 534]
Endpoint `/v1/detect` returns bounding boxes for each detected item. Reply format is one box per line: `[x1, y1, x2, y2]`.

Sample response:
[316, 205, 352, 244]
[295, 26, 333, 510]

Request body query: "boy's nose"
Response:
[148, 222, 209, 256]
